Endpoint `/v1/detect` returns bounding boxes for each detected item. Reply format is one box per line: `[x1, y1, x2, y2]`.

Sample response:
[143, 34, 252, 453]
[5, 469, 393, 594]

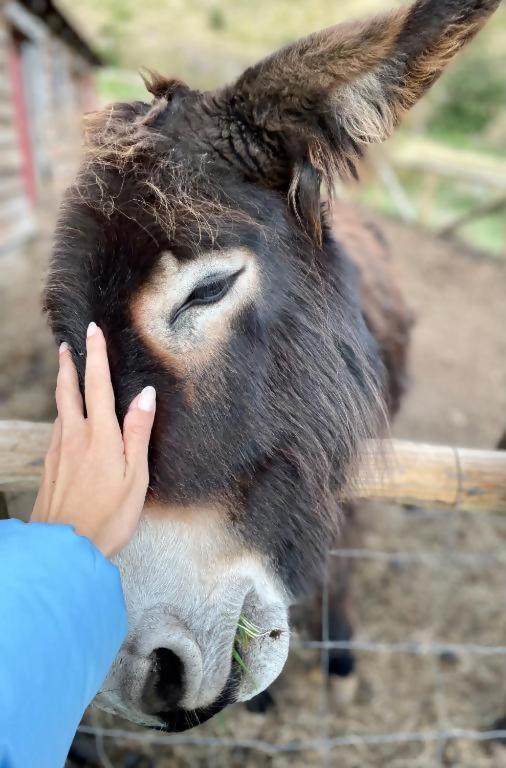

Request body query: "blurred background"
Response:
[0, 1, 506, 766]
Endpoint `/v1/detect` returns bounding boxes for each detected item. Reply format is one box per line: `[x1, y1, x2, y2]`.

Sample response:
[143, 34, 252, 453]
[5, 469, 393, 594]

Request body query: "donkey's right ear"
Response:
[212, 0, 500, 243]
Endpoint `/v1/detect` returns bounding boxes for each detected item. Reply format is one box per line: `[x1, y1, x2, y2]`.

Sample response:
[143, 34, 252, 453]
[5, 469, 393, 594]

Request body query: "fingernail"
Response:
[59, 341, 69, 354]
[138, 385, 156, 412]
[87, 321, 98, 338]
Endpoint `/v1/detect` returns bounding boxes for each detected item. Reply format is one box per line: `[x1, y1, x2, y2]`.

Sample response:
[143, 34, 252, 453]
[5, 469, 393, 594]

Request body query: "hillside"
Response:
[57, 0, 506, 94]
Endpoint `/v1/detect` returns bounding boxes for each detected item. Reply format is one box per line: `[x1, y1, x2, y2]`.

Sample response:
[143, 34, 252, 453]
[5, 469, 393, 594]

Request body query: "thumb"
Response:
[123, 386, 156, 478]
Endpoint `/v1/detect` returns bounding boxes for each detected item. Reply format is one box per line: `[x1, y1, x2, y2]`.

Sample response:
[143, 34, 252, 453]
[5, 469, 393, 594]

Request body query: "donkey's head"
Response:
[45, 0, 499, 730]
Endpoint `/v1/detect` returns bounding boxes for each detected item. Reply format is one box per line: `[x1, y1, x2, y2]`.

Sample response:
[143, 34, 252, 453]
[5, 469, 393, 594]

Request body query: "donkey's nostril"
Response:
[142, 647, 185, 714]
[154, 648, 185, 706]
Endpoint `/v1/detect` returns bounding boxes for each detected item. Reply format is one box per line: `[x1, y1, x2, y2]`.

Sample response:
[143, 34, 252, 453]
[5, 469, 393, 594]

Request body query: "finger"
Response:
[84, 322, 116, 426]
[31, 418, 62, 521]
[123, 386, 156, 480]
[55, 343, 84, 425]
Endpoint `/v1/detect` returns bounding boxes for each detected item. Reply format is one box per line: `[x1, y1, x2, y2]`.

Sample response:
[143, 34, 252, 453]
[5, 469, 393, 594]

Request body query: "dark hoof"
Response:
[246, 689, 276, 714]
[328, 651, 355, 678]
[66, 733, 100, 767]
[123, 754, 155, 768]
[489, 717, 506, 747]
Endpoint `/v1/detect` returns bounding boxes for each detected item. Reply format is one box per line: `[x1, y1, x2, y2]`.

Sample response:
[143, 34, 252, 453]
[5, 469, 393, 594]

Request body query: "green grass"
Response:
[352, 170, 506, 257]
[460, 213, 506, 256]
[232, 615, 283, 688]
[232, 615, 261, 688]
[97, 67, 148, 104]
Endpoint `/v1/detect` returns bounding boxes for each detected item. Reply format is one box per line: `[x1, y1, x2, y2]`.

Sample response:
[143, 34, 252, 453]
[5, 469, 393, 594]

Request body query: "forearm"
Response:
[0, 519, 127, 768]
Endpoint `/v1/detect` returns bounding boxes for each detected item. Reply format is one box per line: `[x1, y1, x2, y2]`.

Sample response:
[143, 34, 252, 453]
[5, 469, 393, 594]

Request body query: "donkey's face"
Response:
[45, 0, 498, 730]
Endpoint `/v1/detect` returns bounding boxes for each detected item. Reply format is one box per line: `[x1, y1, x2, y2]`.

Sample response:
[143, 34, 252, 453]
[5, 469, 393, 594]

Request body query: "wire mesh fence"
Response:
[72, 502, 506, 768]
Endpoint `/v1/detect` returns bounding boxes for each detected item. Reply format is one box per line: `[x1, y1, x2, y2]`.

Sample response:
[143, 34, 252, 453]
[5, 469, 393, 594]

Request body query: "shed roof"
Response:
[19, 0, 102, 66]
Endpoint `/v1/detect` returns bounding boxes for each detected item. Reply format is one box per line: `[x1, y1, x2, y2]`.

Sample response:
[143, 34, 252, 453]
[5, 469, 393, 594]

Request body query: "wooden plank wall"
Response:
[0, 15, 36, 254]
[0, 3, 95, 255]
[43, 37, 89, 194]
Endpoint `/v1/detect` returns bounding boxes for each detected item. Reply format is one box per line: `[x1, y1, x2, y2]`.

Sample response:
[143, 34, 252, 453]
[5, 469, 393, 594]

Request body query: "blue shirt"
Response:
[0, 519, 127, 768]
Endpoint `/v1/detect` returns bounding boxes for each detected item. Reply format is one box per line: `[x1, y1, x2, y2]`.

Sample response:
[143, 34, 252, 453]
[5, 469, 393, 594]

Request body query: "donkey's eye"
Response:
[172, 269, 243, 323]
[189, 277, 231, 304]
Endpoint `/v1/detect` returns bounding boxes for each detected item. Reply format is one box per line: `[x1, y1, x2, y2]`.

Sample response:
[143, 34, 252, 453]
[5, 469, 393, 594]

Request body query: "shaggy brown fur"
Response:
[330, 202, 414, 415]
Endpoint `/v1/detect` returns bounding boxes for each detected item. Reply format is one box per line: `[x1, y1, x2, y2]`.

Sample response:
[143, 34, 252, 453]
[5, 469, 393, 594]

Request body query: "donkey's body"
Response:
[45, 0, 499, 731]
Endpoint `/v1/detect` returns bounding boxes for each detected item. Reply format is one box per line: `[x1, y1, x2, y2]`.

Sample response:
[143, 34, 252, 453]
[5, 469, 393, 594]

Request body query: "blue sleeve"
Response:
[0, 519, 128, 768]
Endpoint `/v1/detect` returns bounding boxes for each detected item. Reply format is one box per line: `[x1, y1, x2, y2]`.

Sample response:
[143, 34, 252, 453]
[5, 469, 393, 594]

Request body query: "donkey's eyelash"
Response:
[171, 268, 244, 324]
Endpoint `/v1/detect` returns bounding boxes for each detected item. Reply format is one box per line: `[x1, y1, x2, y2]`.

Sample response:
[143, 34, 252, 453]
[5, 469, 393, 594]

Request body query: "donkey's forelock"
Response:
[79, 93, 266, 250]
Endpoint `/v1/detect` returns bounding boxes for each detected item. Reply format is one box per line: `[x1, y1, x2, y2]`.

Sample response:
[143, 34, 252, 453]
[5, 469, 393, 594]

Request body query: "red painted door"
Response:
[8, 34, 36, 204]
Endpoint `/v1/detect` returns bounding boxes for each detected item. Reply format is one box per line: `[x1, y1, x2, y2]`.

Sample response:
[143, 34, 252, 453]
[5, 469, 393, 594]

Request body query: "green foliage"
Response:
[428, 50, 506, 138]
[98, 22, 121, 66]
[209, 7, 227, 31]
[353, 172, 506, 256]
[98, 68, 147, 103]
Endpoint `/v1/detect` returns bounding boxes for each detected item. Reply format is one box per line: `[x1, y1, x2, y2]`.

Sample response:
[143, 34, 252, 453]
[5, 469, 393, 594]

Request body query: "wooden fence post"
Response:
[1, 421, 506, 515]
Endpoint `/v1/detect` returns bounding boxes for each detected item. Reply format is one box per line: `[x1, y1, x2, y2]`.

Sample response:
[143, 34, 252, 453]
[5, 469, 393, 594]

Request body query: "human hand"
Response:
[31, 322, 156, 557]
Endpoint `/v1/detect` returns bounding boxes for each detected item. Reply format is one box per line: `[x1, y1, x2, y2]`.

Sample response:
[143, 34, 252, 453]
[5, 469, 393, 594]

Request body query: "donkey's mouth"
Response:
[154, 619, 289, 732]
[154, 668, 241, 732]
[94, 607, 290, 729]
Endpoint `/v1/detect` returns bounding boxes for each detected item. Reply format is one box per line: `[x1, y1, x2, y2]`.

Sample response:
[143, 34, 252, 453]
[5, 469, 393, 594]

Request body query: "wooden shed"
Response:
[0, 0, 101, 255]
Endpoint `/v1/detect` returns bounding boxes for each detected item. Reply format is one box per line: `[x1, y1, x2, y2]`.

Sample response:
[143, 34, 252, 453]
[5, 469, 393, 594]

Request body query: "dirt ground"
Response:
[1, 212, 506, 767]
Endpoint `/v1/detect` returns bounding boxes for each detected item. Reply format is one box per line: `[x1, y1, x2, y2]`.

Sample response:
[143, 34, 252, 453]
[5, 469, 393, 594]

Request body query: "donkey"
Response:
[45, 0, 499, 732]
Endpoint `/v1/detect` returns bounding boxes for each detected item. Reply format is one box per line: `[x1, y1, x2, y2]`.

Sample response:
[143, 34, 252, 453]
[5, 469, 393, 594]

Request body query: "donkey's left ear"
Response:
[213, 0, 500, 243]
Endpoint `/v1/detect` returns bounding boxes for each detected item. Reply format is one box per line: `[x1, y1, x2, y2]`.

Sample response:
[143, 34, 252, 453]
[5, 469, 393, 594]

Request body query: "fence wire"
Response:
[75, 537, 506, 766]
[77, 725, 506, 753]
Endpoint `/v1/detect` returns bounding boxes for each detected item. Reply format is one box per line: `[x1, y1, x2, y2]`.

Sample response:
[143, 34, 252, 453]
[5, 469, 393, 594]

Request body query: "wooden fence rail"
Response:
[367, 139, 506, 253]
[1, 421, 505, 514]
